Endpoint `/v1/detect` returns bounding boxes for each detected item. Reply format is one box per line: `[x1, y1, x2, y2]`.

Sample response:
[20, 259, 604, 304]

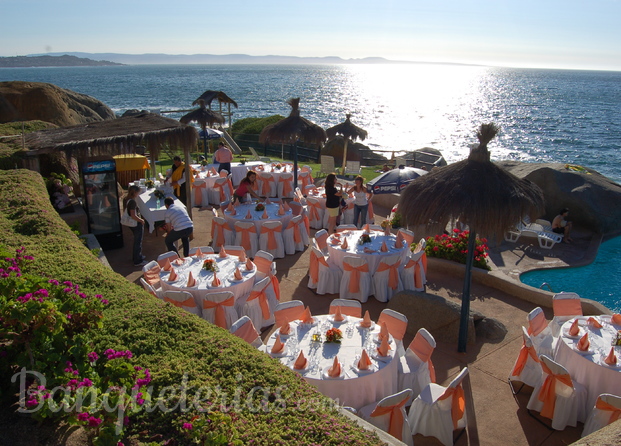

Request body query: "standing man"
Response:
[214, 142, 233, 174]
[163, 197, 193, 257]
[169, 156, 193, 206]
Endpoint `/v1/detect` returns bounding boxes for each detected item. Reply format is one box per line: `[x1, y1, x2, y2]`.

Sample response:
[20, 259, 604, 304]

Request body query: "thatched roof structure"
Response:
[399, 123, 545, 237]
[326, 114, 367, 142]
[180, 100, 225, 131]
[23, 113, 197, 160]
[193, 90, 238, 108]
[259, 98, 326, 146]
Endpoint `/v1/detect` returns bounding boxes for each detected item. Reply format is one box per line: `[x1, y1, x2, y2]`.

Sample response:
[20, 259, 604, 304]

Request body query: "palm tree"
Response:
[398, 123, 545, 352]
[326, 114, 368, 174]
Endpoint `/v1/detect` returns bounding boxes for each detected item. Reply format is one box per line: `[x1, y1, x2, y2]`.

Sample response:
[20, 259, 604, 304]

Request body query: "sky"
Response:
[1, 0, 621, 71]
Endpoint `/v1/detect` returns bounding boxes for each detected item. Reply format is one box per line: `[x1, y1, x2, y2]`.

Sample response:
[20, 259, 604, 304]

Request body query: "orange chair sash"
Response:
[315, 232, 328, 251]
[144, 265, 161, 285]
[211, 219, 228, 249]
[237, 225, 257, 251]
[307, 200, 322, 222]
[164, 295, 196, 309]
[261, 175, 275, 196]
[528, 312, 548, 337]
[202, 296, 234, 328]
[269, 273, 281, 301]
[378, 312, 407, 341]
[274, 306, 305, 328]
[232, 321, 259, 344]
[261, 225, 281, 250]
[287, 219, 302, 244]
[438, 384, 465, 429]
[409, 334, 436, 382]
[279, 176, 293, 197]
[376, 261, 400, 290]
[399, 231, 414, 247]
[511, 342, 540, 377]
[370, 397, 408, 441]
[193, 181, 207, 205]
[309, 250, 330, 283]
[213, 181, 227, 203]
[343, 262, 369, 293]
[329, 305, 362, 318]
[553, 298, 583, 317]
[537, 361, 574, 420]
[595, 398, 621, 425]
[248, 285, 271, 321]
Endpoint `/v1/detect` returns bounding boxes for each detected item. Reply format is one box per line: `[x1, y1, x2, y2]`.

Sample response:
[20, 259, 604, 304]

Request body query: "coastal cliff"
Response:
[0, 54, 122, 67]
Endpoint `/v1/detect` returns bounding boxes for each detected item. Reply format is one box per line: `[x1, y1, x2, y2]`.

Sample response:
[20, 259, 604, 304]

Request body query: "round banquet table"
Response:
[326, 230, 410, 274]
[265, 315, 399, 410]
[223, 202, 293, 232]
[159, 253, 256, 310]
[204, 161, 265, 186]
[554, 315, 621, 412]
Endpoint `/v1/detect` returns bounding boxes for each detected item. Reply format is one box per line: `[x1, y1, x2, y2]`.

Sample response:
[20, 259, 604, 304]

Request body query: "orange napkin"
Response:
[568, 318, 580, 336]
[384, 226, 391, 236]
[211, 273, 221, 287]
[395, 237, 403, 249]
[377, 336, 391, 356]
[358, 349, 372, 370]
[186, 272, 196, 287]
[234, 267, 242, 280]
[279, 318, 291, 335]
[210, 167, 218, 176]
[604, 347, 617, 366]
[219, 247, 228, 258]
[278, 206, 285, 216]
[612, 314, 621, 325]
[168, 269, 178, 281]
[266, 198, 271, 204]
[327, 356, 341, 377]
[239, 250, 247, 262]
[245, 258, 254, 270]
[360, 310, 372, 328]
[230, 208, 237, 216]
[300, 307, 313, 324]
[283, 201, 290, 211]
[195, 248, 204, 258]
[333, 306, 345, 322]
[378, 321, 389, 342]
[173, 258, 184, 265]
[577, 333, 590, 351]
[245, 210, 252, 219]
[587, 317, 603, 329]
[271, 335, 285, 354]
[380, 241, 388, 252]
[227, 203, 234, 212]
[293, 351, 307, 370]
[262, 210, 269, 219]
[163, 258, 172, 271]
[341, 238, 348, 249]
[363, 224, 370, 232]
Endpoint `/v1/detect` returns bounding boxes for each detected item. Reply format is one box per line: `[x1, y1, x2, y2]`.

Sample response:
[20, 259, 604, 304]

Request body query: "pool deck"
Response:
[106, 200, 608, 446]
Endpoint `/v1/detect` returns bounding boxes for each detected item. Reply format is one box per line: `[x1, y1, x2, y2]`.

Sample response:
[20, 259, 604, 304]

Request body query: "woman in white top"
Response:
[347, 175, 373, 229]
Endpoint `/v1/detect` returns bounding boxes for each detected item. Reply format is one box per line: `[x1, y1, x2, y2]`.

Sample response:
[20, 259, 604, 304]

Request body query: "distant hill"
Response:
[0, 55, 124, 67]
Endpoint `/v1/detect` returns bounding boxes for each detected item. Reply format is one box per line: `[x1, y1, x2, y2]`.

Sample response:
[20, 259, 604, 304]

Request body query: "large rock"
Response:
[498, 161, 621, 237]
[0, 81, 115, 126]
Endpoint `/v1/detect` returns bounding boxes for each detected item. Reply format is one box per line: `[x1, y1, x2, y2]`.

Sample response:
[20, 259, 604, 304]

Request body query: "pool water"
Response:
[520, 236, 621, 313]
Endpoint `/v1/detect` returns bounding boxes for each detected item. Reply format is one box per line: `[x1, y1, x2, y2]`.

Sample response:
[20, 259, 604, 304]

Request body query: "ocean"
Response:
[1, 64, 620, 182]
[1, 64, 620, 309]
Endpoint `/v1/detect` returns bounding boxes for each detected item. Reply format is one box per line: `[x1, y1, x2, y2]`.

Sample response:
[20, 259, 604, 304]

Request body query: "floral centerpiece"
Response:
[614, 331, 621, 346]
[255, 203, 265, 212]
[423, 228, 490, 270]
[201, 159, 209, 167]
[273, 163, 282, 170]
[239, 157, 246, 165]
[358, 233, 372, 245]
[153, 189, 166, 200]
[202, 258, 219, 272]
[380, 219, 391, 229]
[325, 328, 343, 344]
[145, 179, 155, 189]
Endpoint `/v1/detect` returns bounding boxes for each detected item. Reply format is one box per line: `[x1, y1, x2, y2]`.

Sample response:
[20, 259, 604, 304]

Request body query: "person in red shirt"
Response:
[233, 170, 260, 203]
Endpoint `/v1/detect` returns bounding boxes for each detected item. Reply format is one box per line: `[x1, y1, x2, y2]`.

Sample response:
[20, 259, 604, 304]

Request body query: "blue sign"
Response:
[82, 159, 116, 173]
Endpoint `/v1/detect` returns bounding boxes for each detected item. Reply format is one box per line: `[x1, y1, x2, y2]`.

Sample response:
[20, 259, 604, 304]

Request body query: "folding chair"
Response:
[274, 300, 305, 327]
[308, 246, 341, 295]
[399, 328, 436, 403]
[230, 316, 263, 348]
[582, 394, 621, 437]
[339, 256, 371, 303]
[200, 291, 238, 329]
[549, 292, 583, 337]
[508, 326, 542, 395]
[328, 299, 362, 318]
[358, 389, 414, 445]
[373, 255, 404, 303]
[162, 290, 200, 317]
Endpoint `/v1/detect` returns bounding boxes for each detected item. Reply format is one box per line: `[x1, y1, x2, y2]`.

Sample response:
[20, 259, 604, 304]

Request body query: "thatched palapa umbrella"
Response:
[180, 99, 225, 156]
[259, 98, 327, 189]
[326, 114, 368, 174]
[398, 123, 545, 352]
[193, 90, 238, 130]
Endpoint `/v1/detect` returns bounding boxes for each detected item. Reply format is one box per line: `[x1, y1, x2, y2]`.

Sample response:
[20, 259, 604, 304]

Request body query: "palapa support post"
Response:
[458, 228, 477, 352]
[293, 140, 299, 190]
[183, 144, 193, 220]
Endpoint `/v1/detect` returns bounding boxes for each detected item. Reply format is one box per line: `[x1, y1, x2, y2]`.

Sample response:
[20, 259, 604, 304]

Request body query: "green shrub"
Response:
[231, 115, 285, 135]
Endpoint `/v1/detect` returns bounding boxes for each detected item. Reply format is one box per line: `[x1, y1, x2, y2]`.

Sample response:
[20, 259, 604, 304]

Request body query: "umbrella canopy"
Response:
[199, 128, 224, 140]
[367, 166, 428, 194]
[398, 123, 545, 352]
[259, 98, 327, 188]
[180, 99, 225, 154]
[193, 91, 238, 109]
[326, 113, 367, 173]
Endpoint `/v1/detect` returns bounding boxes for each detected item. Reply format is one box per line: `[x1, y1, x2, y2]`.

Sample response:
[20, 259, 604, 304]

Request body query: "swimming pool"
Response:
[520, 236, 621, 313]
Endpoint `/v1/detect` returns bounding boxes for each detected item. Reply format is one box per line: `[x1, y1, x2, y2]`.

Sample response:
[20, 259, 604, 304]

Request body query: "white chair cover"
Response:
[527, 307, 556, 358]
[582, 393, 621, 437]
[397, 228, 415, 247]
[157, 251, 179, 266]
[328, 299, 362, 318]
[549, 292, 583, 337]
[306, 196, 325, 229]
[399, 328, 436, 403]
[373, 254, 404, 303]
[209, 177, 232, 205]
[259, 220, 285, 259]
[162, 290, 200, 317]
[400, 250, 427, 292]
[188, 246, 214, 256]
[211, 216, 234, 252]
[526, 355, 588, 430]
[258, 172, 277, 198]
[358, 389, 414, 446]
[336, 224, 357, 232]
[234, 221, 259, 259]
[339, 256, 371, 303]
[308, 246, 341, 295]
[274, 300, 305, 327]
[140, 277, 162, 299]
[253, 250, 276, 279]
[229, 316, 263, 348]
[242, 276, 277, 329]
[200, 291, 238, 329]
[142, 260, 159, 273]
[314, 229, 329, 255]
[407, 367, 469, 446]
[222, 245, 244, 258]
[378, 309, 408, 357]
[508, 326, 542, 391]
[277, 172, 295, 199]
[283, 215, 308, 254]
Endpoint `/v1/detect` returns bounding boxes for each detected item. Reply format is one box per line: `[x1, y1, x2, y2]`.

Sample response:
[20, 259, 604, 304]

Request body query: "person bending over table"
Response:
[552, 207, 573, 243]
[215, 142, 233, 174]
[325, 173, 343, 234]
[233, 170, 260, 204]
[163, 197, 194, 257]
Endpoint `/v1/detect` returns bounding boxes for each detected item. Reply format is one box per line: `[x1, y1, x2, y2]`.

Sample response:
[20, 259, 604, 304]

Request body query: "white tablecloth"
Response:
[159, 253, 256, 306]
[135, 188, 179, 233]
[554, 316, 621, 412]
[223, 202, 293, 232]
[327, 230, 410, 274]
[265, 315, 399, 410]
[206, 161, 265, 186]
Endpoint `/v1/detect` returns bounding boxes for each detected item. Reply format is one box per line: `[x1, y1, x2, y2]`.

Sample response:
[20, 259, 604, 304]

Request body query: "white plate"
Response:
[327, 314, 348, 324]
[269, 348, 288, 358]
[298, 317, 319, 328]
[572, 345, 594, 355]
[358, 321, 376, 330]
[352, 363, 378, 375]
[562, 329, 582, 339]
[229, 277, 243, 283]
[599, 315, 612, 323]
[277, 329, 293, 338]
[322, 365, 345, 380]
[372, 352, 392, 363]
[166, 274, 186, 284]
[291, 363, 310, 373]
[599, 358, 621, 369]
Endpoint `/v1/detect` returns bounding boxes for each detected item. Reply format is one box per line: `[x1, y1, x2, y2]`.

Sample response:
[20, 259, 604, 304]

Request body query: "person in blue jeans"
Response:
[347, 175, 373, 229]
[123, 185, 147, 266]
[163, 197, 194, 257]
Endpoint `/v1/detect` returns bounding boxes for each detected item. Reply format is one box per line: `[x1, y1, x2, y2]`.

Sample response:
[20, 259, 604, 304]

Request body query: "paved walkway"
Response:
[106, 200, 599, 446]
